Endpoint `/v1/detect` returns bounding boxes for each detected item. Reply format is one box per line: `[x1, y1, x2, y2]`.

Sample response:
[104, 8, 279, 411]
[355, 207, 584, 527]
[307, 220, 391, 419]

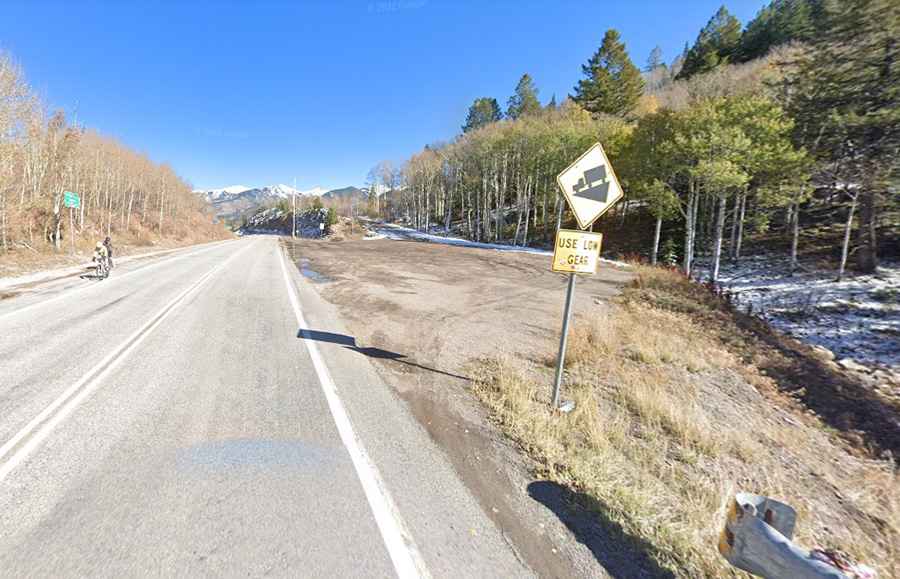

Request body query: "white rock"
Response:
[837, 358, 870, 373]
[810, 345, 835, 362]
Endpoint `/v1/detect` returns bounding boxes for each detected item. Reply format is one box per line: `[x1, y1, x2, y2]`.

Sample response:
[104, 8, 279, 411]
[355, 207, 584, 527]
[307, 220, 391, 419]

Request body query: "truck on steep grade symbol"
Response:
[572, 165, 611, 204]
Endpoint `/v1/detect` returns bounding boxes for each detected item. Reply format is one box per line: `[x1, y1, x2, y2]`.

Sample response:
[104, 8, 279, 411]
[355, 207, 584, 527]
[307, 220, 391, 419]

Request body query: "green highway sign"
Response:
[63, 191, 80, 209]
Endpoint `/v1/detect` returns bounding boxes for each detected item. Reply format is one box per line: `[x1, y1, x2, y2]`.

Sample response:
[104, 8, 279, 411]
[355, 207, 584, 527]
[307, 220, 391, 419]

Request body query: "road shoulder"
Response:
[285, 237, 635, 578]
[280, 239, 536, 577]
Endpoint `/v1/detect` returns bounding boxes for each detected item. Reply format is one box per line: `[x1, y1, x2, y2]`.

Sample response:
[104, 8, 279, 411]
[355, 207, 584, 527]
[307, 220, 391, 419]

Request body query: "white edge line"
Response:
[0, 240, 255, 482]
[278, 245, 430, 579]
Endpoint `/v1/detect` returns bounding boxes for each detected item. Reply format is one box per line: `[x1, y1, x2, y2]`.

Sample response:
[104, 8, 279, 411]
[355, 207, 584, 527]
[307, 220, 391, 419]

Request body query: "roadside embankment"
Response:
[475, 265, 898, 577]
[288, 236, 897, 578]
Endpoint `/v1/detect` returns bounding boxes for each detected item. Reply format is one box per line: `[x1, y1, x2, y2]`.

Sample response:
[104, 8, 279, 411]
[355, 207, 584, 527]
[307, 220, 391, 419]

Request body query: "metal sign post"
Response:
[62, 192, 79, 254]
[69, 206, 75, 253]
[549, 229, 602, 412]
[63, 191, 80, 254]
[552, 272, 576, 409]
[550, 143, 622, 411]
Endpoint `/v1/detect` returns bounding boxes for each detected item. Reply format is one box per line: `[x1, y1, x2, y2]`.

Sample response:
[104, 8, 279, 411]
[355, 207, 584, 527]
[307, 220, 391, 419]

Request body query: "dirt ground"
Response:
[287, 236, 640, 578]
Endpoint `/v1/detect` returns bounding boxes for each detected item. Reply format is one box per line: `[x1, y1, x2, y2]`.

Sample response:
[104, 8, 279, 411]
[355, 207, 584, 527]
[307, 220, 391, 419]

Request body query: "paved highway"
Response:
[0, 236, 531, 578]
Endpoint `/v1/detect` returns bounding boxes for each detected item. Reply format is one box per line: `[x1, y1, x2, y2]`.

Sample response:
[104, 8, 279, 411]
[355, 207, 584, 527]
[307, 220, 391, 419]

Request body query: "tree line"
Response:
[0, 51, 223, 257]
[368, 0, 898, 280]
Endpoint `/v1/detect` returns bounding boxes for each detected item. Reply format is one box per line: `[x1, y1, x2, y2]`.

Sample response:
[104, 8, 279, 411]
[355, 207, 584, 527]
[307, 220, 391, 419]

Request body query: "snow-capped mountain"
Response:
[298, 186, 329, 197]
[195, 183, 335, 221]
[194, 184, 306, 204]
[194, 185, 252, 202]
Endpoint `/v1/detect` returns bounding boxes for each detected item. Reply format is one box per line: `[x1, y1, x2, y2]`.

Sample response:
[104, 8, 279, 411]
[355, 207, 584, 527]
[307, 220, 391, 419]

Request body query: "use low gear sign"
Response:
[556, 143, 623, 230]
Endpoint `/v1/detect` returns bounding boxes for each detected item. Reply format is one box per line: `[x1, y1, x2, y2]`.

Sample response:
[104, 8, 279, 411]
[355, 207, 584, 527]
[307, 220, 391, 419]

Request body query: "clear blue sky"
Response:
[1, 0, 767, 191]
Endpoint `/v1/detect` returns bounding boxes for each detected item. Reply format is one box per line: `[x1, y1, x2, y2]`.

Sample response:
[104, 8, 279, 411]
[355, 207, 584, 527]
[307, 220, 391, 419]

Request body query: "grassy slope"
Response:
[473, 265, 898, 577]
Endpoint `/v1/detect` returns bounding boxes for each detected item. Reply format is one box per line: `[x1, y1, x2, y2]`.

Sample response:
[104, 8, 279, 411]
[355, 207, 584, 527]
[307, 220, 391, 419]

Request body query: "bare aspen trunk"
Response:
[494, 155, 503, 241]
[464, 185, 472, 239]
[106, 193, 112, 237]
[734, 191, 747, 261]
[837, 194, 857, 281]
[159, 186, 165, 234]
[683, 180, 695, 276]
[0, 188, 6, 252]
[424, 181, 430, 233]
[702, 194, 712, 253]
[53, 194, 62, 251]
[542, 181, 549, 241]
[790, 199, 801, 275]
[651, 216, 662, 265]
[126, 190, 135, 231]
[784, 201, 793, 235]
[444, 172, 453, 231]
[522, 176, 532, 247]
[555, 194, 563, 232]
[856, 190, 878, 273]
[729, 192, 740, 259]
[711, 194, 727, 283]
[515, 183, 523, 246]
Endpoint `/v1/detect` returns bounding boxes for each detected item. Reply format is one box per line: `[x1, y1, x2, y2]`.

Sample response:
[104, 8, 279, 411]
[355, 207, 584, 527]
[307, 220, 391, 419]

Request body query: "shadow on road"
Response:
[298, 329, 470, 382]
[527, 480, 675, 579]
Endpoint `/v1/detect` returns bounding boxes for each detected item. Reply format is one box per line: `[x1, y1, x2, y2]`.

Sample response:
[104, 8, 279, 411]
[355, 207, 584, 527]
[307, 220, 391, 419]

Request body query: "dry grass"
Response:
[473, 265, 899, 578]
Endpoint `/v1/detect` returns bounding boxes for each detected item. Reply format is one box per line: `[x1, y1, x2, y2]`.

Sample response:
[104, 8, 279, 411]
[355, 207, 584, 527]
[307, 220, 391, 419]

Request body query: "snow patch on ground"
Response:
[368, 222, 630, 268]
[706, 257, 900, 371]
[371, 223, 552, 255]
[364, 223, 629, 267]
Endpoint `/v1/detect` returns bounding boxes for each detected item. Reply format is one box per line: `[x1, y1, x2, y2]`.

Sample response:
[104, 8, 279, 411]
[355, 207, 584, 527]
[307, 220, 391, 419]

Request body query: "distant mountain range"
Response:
[322, 186, 364, 200]
[194, 184, 366, 221]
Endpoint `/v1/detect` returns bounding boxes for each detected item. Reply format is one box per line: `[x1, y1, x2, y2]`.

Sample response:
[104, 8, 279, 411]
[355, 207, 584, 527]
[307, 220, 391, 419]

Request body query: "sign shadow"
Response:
[297, 329, 470, 382]
[527, 480, 675, 578]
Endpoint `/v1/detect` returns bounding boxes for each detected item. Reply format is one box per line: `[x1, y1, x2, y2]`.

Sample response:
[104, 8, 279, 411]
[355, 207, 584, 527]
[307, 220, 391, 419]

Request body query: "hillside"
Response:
[0, 51, 231, 275]
[322, 186, 365, 201]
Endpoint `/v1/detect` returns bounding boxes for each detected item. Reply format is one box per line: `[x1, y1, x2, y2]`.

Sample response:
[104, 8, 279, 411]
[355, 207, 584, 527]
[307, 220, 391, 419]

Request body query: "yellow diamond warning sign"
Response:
[556, 142, 623, 230]
[552, 229, 603, 274]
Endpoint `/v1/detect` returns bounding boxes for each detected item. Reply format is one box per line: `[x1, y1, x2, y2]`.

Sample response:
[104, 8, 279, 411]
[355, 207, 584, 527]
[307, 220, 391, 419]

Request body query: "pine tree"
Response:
[737, 0, 818, 62]
[788, 0, 900, 273]
[646, 45, 664, 72]
[644, 46, 670, 93]
[546, 94, 558, 110]
[676, 5, 743, 79]
[506, 74, 541, 120]
[572, 29, 644, 117]
[462, 97, 502, 133]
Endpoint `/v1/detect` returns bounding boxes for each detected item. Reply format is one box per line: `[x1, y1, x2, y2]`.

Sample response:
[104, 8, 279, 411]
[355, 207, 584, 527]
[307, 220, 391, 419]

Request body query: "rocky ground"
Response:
[702, 257, 900, 404]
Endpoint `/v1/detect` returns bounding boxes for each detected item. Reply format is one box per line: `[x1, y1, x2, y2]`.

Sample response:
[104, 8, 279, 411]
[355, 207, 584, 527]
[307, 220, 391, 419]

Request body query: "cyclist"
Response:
[103, 236, 114, 269]
[93, 241, 109, 278]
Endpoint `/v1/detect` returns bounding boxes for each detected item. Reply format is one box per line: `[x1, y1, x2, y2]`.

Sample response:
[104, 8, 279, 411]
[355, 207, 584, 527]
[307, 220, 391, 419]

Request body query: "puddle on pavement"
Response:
[297, 258, 332, 283]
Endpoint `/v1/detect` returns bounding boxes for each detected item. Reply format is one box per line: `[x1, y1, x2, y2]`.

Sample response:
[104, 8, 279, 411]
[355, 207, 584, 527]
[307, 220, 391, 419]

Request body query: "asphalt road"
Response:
[0, 236, 532, 578]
